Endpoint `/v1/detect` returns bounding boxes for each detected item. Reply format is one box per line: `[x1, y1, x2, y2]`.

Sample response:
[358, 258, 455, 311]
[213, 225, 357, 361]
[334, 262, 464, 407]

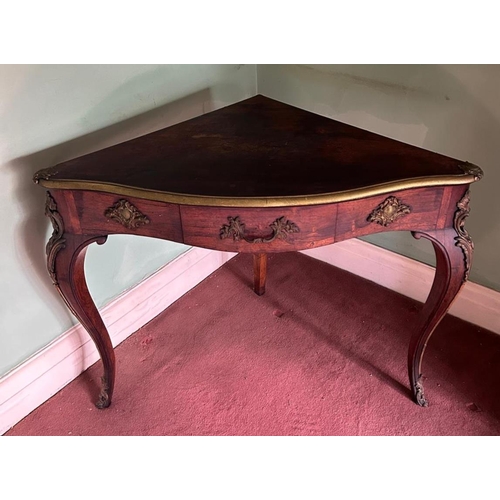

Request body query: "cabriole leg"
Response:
[409, 191, 472, 406]
[53, 234, 115, 408]
[45, 192, 114, 408]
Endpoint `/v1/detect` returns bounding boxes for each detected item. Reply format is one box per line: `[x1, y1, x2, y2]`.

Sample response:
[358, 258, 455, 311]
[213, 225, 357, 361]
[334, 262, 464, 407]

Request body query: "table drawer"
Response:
[180, 205, 338, 253]
[70, 191, 184, 242]
[335, 187, 445, 241]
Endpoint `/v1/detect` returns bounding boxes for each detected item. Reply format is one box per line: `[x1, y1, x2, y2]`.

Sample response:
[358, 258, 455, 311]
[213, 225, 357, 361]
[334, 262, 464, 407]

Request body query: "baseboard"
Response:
[0, 247, 236, 435]
[301, 239, 500, 335]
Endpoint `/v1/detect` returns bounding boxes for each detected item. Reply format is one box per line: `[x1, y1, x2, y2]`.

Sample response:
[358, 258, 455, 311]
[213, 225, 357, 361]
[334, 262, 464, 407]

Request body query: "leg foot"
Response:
[96, 375, 112, 409]
[413, 376, 429, 408]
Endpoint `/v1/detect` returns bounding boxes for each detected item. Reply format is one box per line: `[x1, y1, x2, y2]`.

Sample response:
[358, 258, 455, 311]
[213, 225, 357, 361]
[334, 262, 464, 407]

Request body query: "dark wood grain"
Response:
[43, 95, 469, 199]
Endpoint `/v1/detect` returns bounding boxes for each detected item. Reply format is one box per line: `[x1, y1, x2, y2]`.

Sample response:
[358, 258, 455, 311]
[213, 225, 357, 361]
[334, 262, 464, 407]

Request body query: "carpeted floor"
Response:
[6, 253, 500, 436]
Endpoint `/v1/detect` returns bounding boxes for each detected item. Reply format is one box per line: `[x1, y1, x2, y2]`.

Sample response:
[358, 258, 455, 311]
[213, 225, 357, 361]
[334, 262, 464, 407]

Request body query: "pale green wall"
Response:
[0, 64, 256, 377]
[257, 64, 500, 292]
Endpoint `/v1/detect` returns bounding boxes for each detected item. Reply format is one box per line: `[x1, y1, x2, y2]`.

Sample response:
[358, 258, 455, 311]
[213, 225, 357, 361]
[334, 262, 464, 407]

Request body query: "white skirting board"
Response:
[302, 239, 500, 335]
[0, 247, 236, 435]
[1, 239, 499, 435]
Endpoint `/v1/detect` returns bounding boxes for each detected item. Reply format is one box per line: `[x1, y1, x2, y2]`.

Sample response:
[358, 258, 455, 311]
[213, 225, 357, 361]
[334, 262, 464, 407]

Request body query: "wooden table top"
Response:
[34, 95, 482, 207]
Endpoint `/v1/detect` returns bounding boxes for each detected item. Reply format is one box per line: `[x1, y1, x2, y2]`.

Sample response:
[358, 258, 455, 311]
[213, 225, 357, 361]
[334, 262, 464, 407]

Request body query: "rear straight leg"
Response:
[253, 253, 267, 296]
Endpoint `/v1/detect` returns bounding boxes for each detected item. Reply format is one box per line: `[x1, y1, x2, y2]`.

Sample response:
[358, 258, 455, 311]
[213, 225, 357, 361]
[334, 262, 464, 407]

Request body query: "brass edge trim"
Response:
[38, 174, 477, 208]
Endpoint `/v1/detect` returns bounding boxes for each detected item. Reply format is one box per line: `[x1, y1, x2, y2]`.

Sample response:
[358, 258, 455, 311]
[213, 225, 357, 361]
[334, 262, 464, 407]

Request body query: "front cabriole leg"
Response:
[45, 192, 114, 408]
[409, 189, 473, 407]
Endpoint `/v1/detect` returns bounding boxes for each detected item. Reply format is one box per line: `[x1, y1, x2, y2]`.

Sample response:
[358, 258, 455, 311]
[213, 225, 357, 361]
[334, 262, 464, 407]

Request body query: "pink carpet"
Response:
[6, 253, 500, 435]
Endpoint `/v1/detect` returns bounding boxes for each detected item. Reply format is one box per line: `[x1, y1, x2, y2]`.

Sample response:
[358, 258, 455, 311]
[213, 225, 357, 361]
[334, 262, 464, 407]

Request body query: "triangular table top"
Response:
[34, 94, 482, 207]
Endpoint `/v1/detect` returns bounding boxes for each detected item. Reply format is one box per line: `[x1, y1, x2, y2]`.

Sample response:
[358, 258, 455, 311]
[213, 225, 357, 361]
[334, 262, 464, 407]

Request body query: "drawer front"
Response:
[55, 185, 446, 251]
[70, 190, 183, 242]
[181, 205, 338, 253]
[335, 186, 445, 242]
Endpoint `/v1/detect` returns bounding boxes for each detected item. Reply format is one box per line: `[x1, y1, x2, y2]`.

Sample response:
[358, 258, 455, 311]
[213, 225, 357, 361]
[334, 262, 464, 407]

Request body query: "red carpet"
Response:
[6, 253, 500, 435]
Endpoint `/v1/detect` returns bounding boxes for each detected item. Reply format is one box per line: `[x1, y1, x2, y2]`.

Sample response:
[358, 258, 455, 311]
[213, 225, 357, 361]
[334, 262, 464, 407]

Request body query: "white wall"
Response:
[0, 64, 256, 377]
[258, 64, 500, 292]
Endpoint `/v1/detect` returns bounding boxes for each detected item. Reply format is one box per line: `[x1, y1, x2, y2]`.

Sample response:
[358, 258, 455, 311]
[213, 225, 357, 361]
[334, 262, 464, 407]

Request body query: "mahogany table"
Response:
[33, 95, 483, 409]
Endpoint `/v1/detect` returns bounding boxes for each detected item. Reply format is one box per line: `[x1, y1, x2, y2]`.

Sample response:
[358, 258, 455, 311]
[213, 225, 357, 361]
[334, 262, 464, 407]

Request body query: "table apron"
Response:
[49, 185, 465, 253]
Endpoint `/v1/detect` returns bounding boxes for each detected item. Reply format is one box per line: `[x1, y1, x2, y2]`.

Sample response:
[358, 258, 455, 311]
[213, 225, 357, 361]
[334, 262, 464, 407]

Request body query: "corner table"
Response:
[33, 95, 483, 409]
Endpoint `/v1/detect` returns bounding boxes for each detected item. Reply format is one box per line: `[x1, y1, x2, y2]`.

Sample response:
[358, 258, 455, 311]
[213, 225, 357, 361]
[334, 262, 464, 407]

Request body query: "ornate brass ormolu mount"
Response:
[458, 161, 483, 182]
[33, 167, 58, 184]
[105, 199, 150, 229]
[414, 376, 428, 407]
[454, 190, 474, 282]
[367, 196, 411, 227]
[45, 192, 66, 286]
[220, 216, 300, 243]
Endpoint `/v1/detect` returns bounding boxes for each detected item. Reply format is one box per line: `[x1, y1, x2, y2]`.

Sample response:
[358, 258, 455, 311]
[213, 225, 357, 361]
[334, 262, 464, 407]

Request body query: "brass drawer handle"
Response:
[220, 216, 300, 243]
